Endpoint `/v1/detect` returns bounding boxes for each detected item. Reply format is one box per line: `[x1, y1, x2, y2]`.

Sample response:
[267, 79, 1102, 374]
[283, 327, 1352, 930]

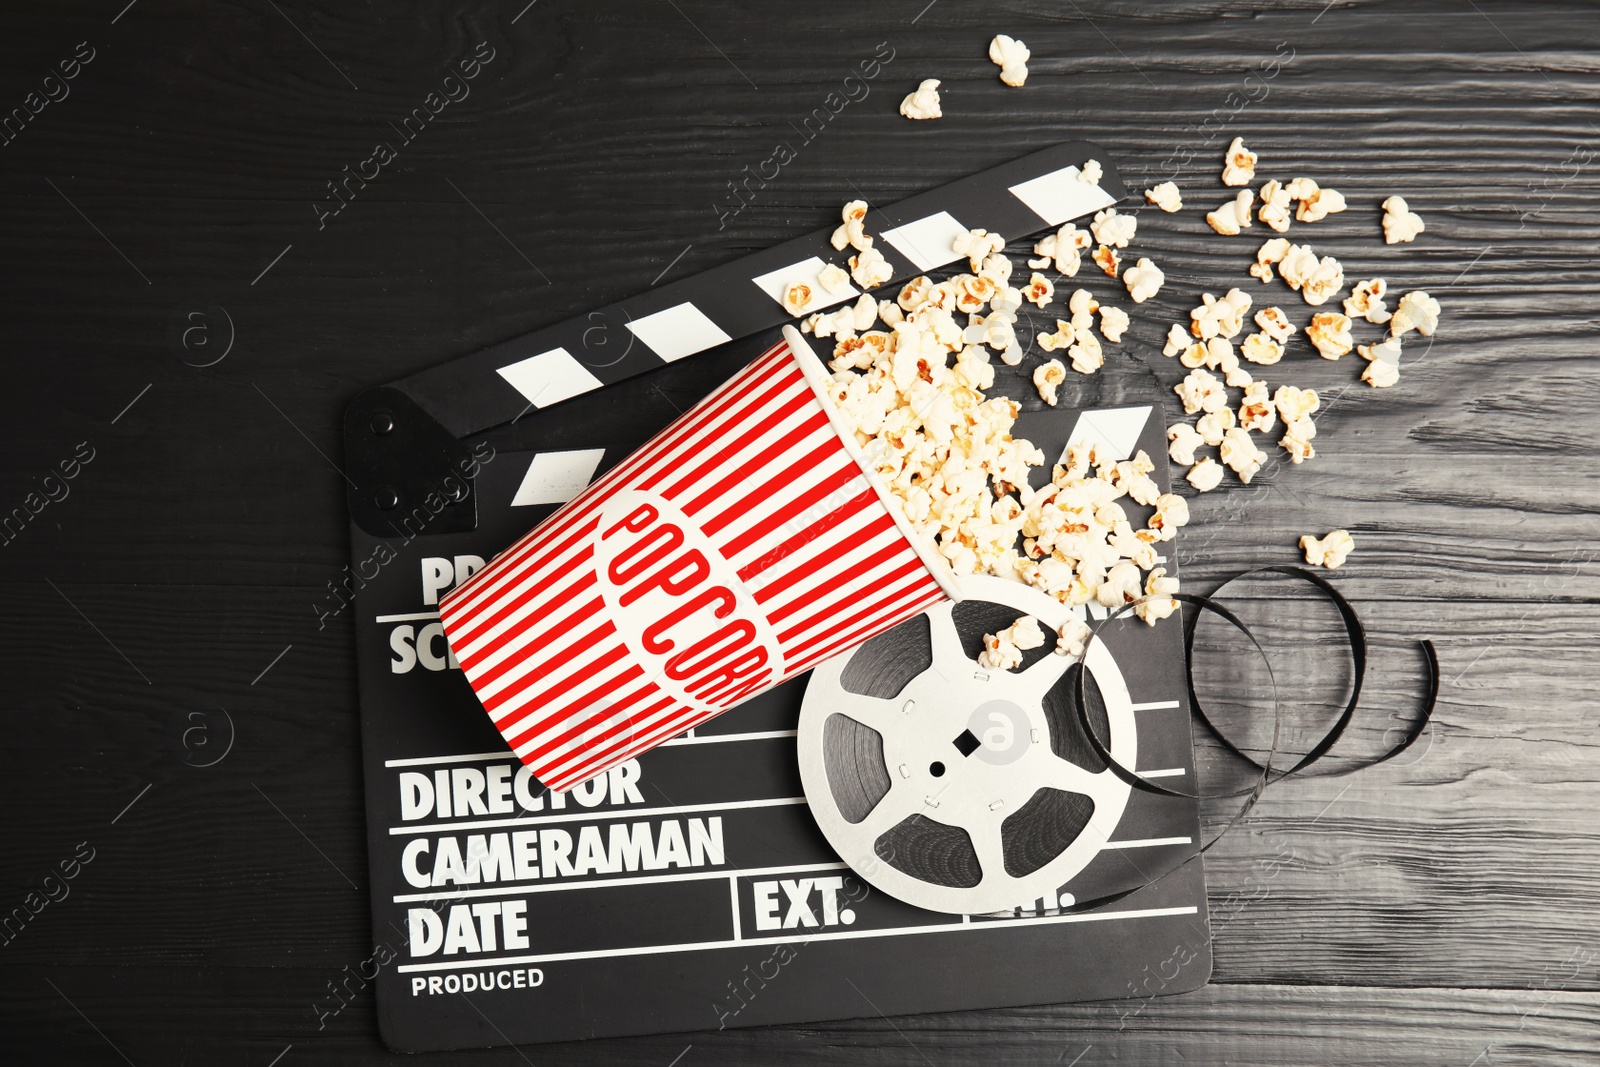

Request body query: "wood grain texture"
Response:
[6, 967, 1600, 1065]
[2, 0, 1598, 1061]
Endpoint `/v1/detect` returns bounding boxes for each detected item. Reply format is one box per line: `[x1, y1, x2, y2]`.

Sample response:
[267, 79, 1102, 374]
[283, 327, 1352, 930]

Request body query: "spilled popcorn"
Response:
[1145, 181, 1183, 213]
[1221, 137, 1257, 187]
[900, 79, 943, 120]
[791, 132, 1443, 606]
[1033, 358, 1067, 405]
[795, 207, 1191, 625]
[1300, 529, 1355, 570]
[832, 200, 873, 252]
[1123, 258, 1164, 303]
[1206, 189, 1256, 235]
[978, 614, 1045, 670]
[1382, 196, 1425, 244]
[988, 34, 1030, 87]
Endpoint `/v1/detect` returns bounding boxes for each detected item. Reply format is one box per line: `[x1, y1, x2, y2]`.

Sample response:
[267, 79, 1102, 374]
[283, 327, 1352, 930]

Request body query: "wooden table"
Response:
[3, 0, 1596, 1062]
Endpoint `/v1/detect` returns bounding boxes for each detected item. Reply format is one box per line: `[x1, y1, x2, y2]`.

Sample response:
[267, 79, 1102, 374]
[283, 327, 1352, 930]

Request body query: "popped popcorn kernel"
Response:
[1145, 181, 1183, 213]
[1274, 384, 1321, 422]
[1250, 237, 1292, 283]
[1093, 244, 1121, 277]
[1284, 176, 1319, 201]
[1361, 358, 1399, 388]
[898, 275, 934, 311]
[1390, 290, 1440, 338]
[1300, 529, 1355, 569]
[1187, 457, 1225, 492]
[1216, 339, 1253, 388]
[1079, 159, 1103, 185]
[1358, 335, 1402, 387]
[1024, 271, 1054, 308]
[1191, 289, 1251, 340]
[831, 200, 874, 252]
[1055, 617, 1092, 658]
[1167, 422, 1205, 466]
[1206, 189, 1256, 235]
[1196, 406, 1235, 446]
[981, 251, 1016, 284]
[1241, 332, 1285, 365]
[988, 34, 1031, 87]
[1254, 305, 1297, 344]
[1220, 426, 1268, 484]
[1163, 323, 1190, 358]
[1278, 242, 1344, 306]
[1031, 223, 1087, 276]
[1098, 304, 1130, 343]
[851, 293, 878, 330]
[1382, 195, 1425, 244]
[1097, 560, 1144, 607]
[1177, 342, 1208, 369]
[1238, 379, 1277, 433]
[782, 280, 814, 317]
[1135, 566, 1181, 624]
[850, 246, 893, 289]
[1033, 358, 1067, 405]
[817, 262, 853, 295]
[978, 613, 1046, 670]
[1149, 493, 1190, 540]
[1068, 287, 1099, 329]
[1216, 288, 1253, 338]
[1359, 334, 1401, 358]
[1222, 136, 1258, 186]
[1176, 367, 1228, 414]
[1296, 185, 1347, 223]
[1257, 179, 1293, 233]
[1036, 318, 1072, 353]
[1123, 257, 1165, 303]
[1068, 327, 1104, 375]
[953, 228, 1006, 272]
[1091, 208, 1137, 249]
[1279, 415, 1317, 464]
[1343, 277, 1391, 324]
[978, 630, 1024, 670]
[900, 79, 942, 120]
[1306, 311, 1354, 360]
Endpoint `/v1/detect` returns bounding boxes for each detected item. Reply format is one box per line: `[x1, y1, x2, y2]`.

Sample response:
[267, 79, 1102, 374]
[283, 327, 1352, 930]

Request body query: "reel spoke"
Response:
[969, 816, 1012, 888]
[830, 688, 909, 742]
[926, 602, 969, 669]
[849, 779, 925, 848]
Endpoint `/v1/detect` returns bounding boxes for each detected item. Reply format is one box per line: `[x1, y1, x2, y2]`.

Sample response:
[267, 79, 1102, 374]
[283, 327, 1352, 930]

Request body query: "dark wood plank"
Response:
[6, 967, 1599, 1065]
[3, 0, 1599, 1060]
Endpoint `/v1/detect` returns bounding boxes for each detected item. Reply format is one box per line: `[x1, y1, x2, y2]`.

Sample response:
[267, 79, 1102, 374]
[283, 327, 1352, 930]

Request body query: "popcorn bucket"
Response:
[439, 326, 964, 791]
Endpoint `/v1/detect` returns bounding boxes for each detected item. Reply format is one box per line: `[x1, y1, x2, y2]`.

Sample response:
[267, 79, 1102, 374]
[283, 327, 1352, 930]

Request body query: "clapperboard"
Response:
[345, 142, 1212, 1052]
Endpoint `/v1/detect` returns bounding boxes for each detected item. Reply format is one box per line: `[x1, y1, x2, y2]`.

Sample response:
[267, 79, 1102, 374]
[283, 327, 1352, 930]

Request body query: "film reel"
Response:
[798, 574, 1138, 915]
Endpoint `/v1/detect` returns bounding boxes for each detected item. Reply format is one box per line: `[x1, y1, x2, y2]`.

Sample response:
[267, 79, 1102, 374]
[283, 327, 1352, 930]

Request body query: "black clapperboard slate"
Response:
[345, 143, 1212, 1052]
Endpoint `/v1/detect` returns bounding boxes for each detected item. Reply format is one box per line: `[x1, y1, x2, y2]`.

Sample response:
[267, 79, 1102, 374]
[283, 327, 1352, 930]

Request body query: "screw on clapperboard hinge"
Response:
[343, 386, 479, 538]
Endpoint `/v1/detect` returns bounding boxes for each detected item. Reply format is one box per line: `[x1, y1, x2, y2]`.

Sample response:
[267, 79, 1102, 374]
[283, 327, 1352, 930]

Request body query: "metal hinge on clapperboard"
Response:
[342, 141, 1125, 536]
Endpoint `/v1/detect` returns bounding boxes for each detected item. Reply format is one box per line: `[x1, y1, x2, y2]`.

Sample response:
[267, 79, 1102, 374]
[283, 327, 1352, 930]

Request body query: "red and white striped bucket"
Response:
[439, 326, 964, 791]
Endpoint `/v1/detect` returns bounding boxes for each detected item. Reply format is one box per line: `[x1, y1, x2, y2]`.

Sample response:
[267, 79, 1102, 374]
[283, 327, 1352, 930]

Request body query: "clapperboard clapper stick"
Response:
[342, 141, 1124, 540]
